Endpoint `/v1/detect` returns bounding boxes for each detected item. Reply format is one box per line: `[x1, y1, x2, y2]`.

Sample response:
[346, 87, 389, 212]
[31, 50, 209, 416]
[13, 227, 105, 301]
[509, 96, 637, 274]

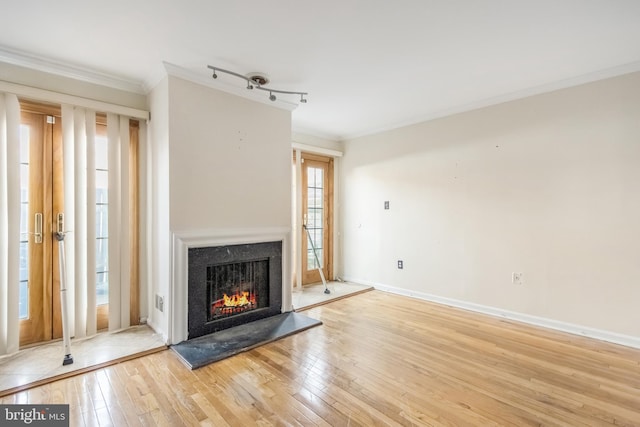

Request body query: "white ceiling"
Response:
[1, 0, 640, 141]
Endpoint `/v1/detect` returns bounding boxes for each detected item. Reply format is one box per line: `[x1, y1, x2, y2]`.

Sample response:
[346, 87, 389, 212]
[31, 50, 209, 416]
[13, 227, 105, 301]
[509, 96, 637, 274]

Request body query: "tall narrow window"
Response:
[18, 125, 30, 320]
[95, 134, 109, 308]
[306, 166, 324, 269]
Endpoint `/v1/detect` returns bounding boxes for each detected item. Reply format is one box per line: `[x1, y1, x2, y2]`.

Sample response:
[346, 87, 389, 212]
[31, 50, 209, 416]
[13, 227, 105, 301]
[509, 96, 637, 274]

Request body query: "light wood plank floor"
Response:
[2, 290, 639, 426]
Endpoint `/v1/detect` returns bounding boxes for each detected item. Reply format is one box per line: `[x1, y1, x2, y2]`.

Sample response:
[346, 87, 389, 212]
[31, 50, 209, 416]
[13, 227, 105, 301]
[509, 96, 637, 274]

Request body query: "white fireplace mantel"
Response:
[170, 226, 292, 344]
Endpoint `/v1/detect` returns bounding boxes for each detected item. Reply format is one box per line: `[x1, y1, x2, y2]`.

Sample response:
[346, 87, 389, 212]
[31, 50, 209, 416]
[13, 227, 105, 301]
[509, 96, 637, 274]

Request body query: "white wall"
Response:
[146, 76, 171, 337]
[147, 74, 293, 343]
[341, 72, 640, 342]
[168, 76, 292, 231]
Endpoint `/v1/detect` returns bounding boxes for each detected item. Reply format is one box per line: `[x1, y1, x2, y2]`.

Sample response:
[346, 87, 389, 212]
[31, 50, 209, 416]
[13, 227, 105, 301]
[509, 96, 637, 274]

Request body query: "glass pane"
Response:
[314, 229, 323, 250]
[19, 242, 28, 282]
[19, 125, 29, 163]
[307, 250, 318, 269]
[317, 188, 323, 206]
[307, 167, 315, 187]
[308, 250, 323, 269]
[20, 240, 29, 318]
[96, 205, 108, 238]
[19, 281, 28, 319]
[96, 134, 109, 308]
[19, 165, 29, 202]
[307, 210, 314, 228]
[20, 202, 29, 236]
[96, 171, 108, 203]
[308, 210, 316, 228]
[19, 126, 29, 320]
[96, 272, 109, 306]
[96, 238, 108, 273]
[96, 136, 108, 170]
[306, 165, 326, 273]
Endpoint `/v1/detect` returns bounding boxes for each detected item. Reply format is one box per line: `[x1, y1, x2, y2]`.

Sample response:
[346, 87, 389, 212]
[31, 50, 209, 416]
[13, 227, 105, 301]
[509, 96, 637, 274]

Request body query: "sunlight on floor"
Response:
[0, 281, 371, 396]
[292, 280, 373, 311]
[0, 325, 166, 396]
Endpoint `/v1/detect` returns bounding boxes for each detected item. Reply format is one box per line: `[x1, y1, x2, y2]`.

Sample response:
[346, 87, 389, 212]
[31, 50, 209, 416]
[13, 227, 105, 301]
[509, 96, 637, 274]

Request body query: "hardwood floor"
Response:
[2, 290, 639, 426]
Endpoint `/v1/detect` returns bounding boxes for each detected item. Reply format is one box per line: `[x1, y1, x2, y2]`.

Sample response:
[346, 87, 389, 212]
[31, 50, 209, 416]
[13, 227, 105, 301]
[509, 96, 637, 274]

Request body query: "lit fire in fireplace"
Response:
[211, 290, 257, 317]
[223, 291, 252, 307]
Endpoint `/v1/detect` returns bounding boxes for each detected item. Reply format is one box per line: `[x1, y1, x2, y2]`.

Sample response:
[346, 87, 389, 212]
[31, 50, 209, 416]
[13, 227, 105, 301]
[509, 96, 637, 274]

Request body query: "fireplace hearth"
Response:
[188, 241, 282, 339]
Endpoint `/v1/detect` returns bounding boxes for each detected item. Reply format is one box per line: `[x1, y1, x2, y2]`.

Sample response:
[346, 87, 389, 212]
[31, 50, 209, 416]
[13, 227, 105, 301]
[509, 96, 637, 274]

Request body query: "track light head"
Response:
[212, 69, 217, 79]
[246, 82, 254, 90]
[300, 94, 307, 103]
[269, 92, 277, 102]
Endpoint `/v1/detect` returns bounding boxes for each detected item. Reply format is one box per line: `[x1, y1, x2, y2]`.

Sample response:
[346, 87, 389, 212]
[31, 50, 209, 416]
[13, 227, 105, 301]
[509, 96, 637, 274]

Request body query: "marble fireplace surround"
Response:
[170, 227, 292, 345]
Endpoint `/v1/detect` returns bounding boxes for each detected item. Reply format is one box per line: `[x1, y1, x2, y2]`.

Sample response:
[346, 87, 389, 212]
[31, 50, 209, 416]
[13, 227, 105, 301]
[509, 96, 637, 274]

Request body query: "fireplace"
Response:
[208, 260, 268, 321]
[188, 241, 283, 339]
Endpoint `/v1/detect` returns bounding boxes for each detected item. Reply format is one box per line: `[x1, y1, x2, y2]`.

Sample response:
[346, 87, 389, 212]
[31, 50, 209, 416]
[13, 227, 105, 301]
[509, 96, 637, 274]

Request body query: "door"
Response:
[18, 103, 118, 346]
[301, 154, 333, 285]
[19, 104, 63, 346]
[16, 102, 140, 347]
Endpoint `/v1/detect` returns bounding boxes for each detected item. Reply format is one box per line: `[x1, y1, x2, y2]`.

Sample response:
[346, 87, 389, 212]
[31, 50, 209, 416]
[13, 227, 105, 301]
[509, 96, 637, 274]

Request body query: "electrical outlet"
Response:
[384, 201, 390, 210]
[156, 294, 164, 312]
[512, 272, 523, 285]
[398, 260, 403, 269]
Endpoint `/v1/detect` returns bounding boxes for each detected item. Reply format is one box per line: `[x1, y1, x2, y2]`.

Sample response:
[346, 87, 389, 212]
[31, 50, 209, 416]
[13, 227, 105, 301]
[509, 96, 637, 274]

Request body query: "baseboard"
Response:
[145, 319, 169, 345]
[343, 277, 640, 350]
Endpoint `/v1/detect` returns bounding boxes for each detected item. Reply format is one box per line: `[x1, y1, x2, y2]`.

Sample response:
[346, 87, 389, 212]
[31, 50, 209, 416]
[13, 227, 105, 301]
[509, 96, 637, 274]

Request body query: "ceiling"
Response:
[1, 0, 640, 141]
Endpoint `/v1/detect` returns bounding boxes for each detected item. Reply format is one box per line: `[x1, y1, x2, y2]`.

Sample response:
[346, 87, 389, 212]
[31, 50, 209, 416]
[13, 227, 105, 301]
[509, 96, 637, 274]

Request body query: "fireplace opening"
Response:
[188, 241, 283, 339]
[208, 259, 269, 321]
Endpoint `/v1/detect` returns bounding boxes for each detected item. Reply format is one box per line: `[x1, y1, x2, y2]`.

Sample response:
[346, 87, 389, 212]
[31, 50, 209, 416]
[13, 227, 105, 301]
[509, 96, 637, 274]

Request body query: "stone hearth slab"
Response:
[171, 312, 322, 369]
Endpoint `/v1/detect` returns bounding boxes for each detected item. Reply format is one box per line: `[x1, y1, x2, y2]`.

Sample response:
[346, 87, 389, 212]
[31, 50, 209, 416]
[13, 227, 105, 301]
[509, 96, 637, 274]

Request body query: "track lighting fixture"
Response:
[207, 65, 308, 104]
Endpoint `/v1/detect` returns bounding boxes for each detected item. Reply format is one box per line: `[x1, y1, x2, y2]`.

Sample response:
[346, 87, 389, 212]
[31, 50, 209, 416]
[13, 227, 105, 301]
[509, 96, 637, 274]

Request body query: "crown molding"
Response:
[161, 62, 298, 112]
[0, 45, 146, 94]
[343, 60, 640, 141]
[0, 80, 149, 120]
[291, 124, 341, 142]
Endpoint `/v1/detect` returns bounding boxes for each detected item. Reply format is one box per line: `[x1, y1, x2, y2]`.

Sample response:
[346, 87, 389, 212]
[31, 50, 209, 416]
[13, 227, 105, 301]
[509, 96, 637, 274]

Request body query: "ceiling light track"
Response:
[207, 65, 308, 103]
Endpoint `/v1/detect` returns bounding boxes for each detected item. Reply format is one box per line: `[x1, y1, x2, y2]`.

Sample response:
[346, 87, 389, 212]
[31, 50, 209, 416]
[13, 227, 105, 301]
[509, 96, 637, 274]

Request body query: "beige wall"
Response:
[147, 74, 293, 341]
[146, 76, 171, 336]
[341, 72, 640, 340]
[168, 76, 292, 231]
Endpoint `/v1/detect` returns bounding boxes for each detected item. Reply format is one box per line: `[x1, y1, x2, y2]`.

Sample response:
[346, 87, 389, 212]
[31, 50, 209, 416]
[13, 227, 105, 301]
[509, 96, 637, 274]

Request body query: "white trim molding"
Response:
[170, 227, 292, 345]
[0, 80, 149, 120]
[0, 45, 145, 94]
[292, 142, 343, 158]
[343, 278, 640, 350]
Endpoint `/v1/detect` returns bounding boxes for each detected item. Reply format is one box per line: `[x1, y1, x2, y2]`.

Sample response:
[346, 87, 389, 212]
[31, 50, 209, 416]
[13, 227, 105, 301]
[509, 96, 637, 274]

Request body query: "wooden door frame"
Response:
[18, 110, 49, 345]
[300, 152, 334, 285]
[17, 101, 140, 346]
